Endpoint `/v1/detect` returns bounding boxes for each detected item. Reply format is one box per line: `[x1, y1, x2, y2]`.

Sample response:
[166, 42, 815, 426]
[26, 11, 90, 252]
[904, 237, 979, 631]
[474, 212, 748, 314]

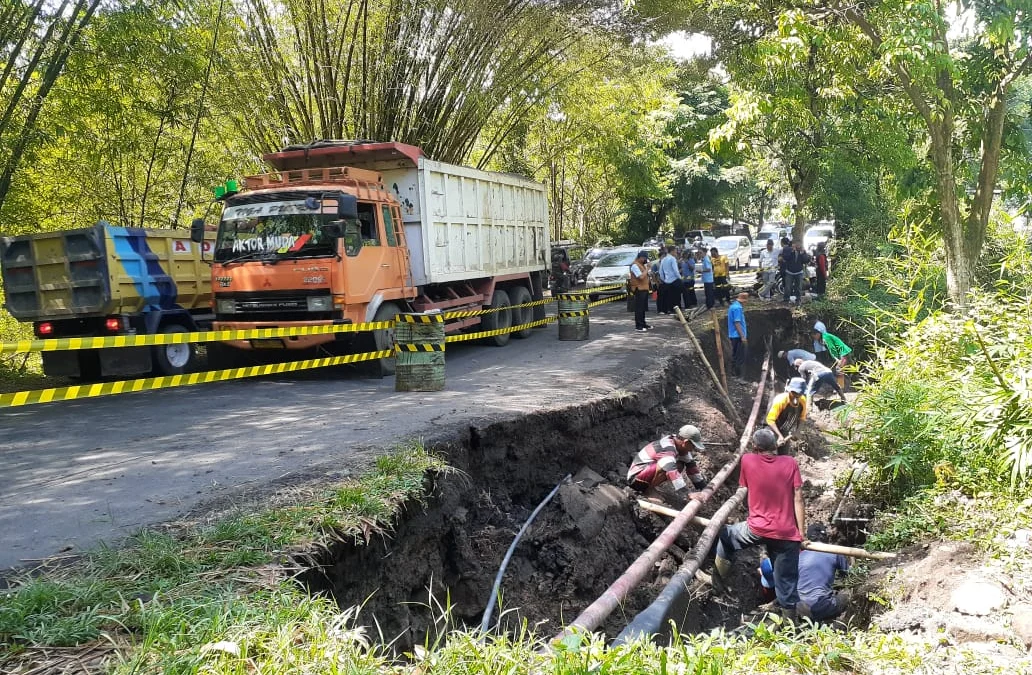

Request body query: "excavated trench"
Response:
[297, 308, 811, 648]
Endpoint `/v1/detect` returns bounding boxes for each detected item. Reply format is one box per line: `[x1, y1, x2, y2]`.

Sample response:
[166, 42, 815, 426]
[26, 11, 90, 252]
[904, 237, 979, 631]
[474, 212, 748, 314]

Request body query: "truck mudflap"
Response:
[42, 346, 151, 379]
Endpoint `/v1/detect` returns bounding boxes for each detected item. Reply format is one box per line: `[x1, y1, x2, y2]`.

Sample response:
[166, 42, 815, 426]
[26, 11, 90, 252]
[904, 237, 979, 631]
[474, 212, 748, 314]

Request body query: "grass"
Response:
[0, 441, 447, 671]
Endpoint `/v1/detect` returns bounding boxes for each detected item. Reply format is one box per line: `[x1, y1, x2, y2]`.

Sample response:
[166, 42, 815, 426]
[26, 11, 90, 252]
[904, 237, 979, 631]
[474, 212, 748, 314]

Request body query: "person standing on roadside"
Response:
[680, 250, 697, 309]
[699, 247, 715, 312]
[813, 242, 829, 296]
[758, 239, 778, 300]
[728, 292, 749, 378]
[783, 241, 809, 303]
[706, 428, 811, 621]
[628, 250, 652, 333]
[659, 245, 683, 314]
[710, 246, 731, 306]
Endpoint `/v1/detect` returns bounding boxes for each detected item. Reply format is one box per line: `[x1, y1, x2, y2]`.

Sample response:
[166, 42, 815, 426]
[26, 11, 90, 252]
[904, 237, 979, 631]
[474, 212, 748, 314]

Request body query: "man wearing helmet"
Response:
[766, 377, 809, 446]
[704, 428, 811, 620]
[627, 424, 708, 495]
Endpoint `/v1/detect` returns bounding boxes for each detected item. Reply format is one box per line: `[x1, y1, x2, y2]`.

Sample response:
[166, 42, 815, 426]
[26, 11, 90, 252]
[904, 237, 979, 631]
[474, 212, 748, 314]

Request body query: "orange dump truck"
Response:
[191, 141, 550, 373]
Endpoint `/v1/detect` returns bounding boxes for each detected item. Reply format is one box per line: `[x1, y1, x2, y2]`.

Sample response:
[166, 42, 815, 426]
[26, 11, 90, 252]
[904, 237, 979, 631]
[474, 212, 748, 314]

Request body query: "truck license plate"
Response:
[250, 339, 285, 349]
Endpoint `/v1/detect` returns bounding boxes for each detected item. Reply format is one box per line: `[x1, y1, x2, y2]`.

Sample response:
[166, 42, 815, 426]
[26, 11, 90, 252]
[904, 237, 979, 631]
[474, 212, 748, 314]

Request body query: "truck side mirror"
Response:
[338, 194, 358, 220]
[190, 218, 205, 243]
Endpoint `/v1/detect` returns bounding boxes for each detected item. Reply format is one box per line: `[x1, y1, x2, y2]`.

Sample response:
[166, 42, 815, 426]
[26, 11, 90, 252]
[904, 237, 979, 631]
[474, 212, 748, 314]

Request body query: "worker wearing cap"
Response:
[628, 250, 652, 332]
[627, 425, 708, 494]
[707, 428, 810, 620]
[795, 358, 847, 404]
[766, 377, 808, 446]
[797, 523, 851, 621]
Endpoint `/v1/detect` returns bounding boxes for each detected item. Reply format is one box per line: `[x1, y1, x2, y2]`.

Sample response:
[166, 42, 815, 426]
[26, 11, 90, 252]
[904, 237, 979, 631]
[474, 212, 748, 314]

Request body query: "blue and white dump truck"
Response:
[1, 223, 215, 378]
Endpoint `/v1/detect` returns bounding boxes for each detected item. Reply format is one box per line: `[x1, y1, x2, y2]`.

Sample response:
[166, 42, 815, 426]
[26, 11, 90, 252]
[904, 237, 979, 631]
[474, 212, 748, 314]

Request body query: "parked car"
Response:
[803, 225, 837, 255]
[715, 235, 752, 270]
[751, 226, 791, 260]
[571, 246, 608, 284]
[586, 247, 658, 300]
[684, 229, 716, 249]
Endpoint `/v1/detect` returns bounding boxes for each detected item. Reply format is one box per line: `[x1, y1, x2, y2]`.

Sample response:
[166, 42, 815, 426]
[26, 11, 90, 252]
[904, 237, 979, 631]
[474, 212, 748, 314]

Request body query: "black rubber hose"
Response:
[480, 473, 572, 634]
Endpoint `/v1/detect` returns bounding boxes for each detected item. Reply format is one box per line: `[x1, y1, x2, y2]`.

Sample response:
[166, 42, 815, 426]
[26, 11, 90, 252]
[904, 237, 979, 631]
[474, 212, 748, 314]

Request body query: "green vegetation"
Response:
[0, 442, 446, 668]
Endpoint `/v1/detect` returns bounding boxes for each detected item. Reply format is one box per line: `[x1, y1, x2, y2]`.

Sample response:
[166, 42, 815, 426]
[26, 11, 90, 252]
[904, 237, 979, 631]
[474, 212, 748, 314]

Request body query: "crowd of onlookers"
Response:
[628, 238, 832, 333]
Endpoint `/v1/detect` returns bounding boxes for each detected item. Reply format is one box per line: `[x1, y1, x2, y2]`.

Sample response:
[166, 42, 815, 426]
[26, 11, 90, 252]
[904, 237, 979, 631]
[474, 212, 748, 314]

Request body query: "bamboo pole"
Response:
[709, 309, 728, 391]
[674, 307, 742, 429]
[636, 500, 896, 560]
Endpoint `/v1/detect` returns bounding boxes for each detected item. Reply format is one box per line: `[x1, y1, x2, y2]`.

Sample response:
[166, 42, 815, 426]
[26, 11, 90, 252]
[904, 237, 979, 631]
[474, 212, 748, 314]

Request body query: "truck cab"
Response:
[196, 141, 549, 372]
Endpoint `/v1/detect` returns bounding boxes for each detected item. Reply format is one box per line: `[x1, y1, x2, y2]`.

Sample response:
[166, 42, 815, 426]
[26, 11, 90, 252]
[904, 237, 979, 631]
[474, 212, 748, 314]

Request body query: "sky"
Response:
[657, 31, 713, 60]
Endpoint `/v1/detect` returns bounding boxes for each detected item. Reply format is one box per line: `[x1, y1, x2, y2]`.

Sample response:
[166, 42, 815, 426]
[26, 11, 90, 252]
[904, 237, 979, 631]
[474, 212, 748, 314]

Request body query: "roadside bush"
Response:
[851, 292, 1032, 503]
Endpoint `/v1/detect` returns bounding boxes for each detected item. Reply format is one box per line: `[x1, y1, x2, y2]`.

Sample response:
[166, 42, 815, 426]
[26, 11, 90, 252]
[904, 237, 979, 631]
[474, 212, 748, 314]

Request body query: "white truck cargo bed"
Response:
[382, 158, 549, 287]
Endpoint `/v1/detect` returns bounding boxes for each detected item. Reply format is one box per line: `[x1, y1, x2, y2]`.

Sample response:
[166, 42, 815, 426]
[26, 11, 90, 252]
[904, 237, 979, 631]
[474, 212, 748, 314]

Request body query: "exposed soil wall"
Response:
[297, 307, 798, 648]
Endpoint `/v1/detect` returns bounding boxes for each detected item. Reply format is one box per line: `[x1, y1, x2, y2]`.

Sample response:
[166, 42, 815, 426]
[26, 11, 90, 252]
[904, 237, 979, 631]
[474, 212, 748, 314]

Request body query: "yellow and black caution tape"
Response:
[395, 342, 446, 353]
[442, 296, 554, 320]
[564, 284, 625, 295]
[445, 316, 557, 344]
[588, 293, 630, 309]
[0, 321, 394, 355]
[559, 310, 589, 318]
[397, 314, 444, 324]
[0, 350, 393, 408]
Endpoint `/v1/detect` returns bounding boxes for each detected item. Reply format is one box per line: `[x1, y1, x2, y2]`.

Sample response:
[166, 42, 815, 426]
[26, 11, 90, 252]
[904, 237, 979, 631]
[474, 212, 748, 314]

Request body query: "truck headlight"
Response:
[216, 299, 236, 314]
[307, 296, 332, 312]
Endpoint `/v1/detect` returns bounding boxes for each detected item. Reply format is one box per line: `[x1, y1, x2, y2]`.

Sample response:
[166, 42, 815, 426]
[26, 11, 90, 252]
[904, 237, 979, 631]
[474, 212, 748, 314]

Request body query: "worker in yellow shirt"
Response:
[766, 377, 809, 447]
[709, 246, 732, 306]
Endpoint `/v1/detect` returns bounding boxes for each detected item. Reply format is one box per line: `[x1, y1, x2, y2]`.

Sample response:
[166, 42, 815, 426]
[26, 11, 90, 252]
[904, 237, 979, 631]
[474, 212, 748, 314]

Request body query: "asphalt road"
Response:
[0, 271, 758, 570]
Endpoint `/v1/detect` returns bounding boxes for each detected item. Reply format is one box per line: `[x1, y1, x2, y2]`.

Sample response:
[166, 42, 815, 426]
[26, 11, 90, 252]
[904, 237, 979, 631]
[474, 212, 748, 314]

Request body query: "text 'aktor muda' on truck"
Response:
[191, 141, 552, 374]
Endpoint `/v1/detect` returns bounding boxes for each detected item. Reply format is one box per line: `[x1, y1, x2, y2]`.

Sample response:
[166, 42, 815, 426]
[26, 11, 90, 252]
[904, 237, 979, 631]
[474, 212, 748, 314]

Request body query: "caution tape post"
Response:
[395, 312, 445, 392]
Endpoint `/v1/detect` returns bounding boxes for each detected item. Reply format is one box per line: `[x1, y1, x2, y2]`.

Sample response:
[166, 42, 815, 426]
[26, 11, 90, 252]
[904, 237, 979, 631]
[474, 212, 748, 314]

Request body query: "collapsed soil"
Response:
[297, 306, 798, 647]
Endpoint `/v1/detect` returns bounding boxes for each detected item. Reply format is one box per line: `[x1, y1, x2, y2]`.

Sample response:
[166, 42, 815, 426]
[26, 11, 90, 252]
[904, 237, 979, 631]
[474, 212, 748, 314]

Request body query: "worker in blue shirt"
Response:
[658, 245, 683, 314]
[727, 291, 748, 377]
[698, 248, 715, 311]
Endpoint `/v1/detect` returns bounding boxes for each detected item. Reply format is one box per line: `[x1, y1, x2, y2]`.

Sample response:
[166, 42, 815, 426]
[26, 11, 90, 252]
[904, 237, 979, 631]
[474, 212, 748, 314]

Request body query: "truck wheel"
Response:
[371, 302, 401, 376]
[509, 285, 534, 339]
[153, 324, 194, 376]
[481, 289, 512, 347]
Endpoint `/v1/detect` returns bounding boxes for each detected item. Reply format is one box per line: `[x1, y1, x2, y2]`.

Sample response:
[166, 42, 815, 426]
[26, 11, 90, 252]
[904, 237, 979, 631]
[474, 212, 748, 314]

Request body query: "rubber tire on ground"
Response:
[153, 324, 195, 376]
[371, 301, 401, 376]
[480, 289, 512, 347]
[588, 293, 599, 302]
[509, 285, 534, 339]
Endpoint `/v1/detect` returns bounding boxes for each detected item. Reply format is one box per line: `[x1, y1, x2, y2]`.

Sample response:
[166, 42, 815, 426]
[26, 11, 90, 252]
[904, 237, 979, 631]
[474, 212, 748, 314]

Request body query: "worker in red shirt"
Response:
[706, 428, 811, 620]
[627, 425, 708, 495]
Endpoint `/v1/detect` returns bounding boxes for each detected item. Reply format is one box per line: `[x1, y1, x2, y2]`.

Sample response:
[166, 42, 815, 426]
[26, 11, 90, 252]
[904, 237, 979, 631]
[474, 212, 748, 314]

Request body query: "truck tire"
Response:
[153, 324, 195, 376]
[509, 285, 534, 339]
[481, 289, 512, 347]
[371, 302, 401, 376]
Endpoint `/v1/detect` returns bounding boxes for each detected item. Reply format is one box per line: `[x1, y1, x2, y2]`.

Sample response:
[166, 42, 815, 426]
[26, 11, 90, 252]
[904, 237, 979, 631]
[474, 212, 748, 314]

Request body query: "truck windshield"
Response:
[215, 199, 338, 262]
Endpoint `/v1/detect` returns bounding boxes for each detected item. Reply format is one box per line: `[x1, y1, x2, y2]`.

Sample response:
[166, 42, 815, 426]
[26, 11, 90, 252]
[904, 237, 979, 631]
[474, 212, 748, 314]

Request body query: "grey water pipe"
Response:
[612, 486, 749, 645]
[480, 473, 572, 634]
